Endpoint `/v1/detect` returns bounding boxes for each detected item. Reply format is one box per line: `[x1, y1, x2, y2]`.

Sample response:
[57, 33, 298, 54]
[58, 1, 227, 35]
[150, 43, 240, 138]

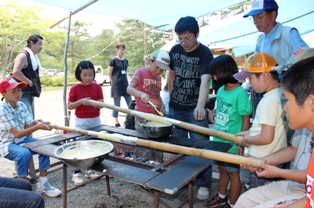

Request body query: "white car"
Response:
[46, 69, 57, 77]
[56, 72, 64, 76]
[94, 65, 111, 85]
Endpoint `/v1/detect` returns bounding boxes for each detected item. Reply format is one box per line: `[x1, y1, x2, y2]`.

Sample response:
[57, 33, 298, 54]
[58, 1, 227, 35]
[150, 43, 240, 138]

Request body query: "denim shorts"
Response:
[214, 160, 239, 173]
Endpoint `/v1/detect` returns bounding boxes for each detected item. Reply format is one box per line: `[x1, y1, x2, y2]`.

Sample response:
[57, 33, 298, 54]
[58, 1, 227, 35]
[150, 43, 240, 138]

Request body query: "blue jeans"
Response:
[169, 106, 212, 188]
[0, 177, 45, 208]
[4, 136, 50, 177]
[112, 95, 132, 118]
[21, 94, 35, 119]
[169, 106, 209, 140]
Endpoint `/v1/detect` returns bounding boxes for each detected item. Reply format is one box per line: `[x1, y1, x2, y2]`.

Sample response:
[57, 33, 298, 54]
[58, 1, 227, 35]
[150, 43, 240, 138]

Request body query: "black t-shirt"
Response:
[109, 57, 130, 97]
[169, 43, 213, 109]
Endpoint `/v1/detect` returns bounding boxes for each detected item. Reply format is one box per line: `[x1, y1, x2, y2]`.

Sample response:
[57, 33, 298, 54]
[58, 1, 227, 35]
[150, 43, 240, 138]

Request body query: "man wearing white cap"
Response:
[243, 0, 308, 119]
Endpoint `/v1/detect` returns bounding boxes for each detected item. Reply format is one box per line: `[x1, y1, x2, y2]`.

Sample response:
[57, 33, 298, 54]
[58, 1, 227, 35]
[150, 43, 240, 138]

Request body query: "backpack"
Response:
[124, 100, 136, 130]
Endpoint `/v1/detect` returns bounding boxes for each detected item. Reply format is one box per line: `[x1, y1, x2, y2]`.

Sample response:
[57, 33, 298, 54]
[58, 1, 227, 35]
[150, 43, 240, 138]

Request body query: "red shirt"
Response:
[131, 68, 162, 119]
[305, 151, 314, 207]
[68, 82, 103, 118]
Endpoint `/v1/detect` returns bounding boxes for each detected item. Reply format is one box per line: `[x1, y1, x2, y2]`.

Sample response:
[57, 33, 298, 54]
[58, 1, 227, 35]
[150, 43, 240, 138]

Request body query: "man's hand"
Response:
[255, 163, 280, 178]
[194, 105, 206, 120]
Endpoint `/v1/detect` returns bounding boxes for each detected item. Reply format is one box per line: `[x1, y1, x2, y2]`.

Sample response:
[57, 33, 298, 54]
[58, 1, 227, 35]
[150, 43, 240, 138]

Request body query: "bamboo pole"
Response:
[49, 124, 264, 167]
[88, 100, 242, 143]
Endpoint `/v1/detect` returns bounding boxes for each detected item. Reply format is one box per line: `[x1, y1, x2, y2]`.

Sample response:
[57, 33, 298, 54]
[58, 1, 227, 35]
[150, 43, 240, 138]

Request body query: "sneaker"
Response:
[206, 193, 228, 207]
[115, 123, 121, 127]
[244, 183, 250, 190]
[220, 202, 232, 208]
[72, 172, 84, 185]
[36, 181, 61, 198]
[85, 170, 100, 179]
[197, 187, 209, 200]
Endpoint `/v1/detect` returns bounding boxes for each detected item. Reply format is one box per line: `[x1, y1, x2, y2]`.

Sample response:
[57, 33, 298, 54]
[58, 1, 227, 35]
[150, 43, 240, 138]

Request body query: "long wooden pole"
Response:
[88, 100, 241, 143]
[49, 124, 264, 167]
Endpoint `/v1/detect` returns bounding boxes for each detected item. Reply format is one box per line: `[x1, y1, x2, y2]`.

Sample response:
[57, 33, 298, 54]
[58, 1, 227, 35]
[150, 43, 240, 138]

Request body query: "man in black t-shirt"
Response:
[168, 16, 214, 201]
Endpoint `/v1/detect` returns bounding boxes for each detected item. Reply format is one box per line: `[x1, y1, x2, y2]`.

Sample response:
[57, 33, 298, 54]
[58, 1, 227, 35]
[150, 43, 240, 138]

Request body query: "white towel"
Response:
[24, 47, 43, 75]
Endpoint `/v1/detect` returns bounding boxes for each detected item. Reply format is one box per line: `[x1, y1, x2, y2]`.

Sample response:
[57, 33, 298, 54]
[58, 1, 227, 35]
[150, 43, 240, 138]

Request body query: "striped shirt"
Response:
[0, 100, 32, 157]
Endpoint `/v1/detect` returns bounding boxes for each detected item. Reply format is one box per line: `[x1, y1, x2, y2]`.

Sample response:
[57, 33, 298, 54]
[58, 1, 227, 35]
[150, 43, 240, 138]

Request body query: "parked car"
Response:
[94, 65, 111, 86]
[56, 72, 64, 76]
[46, 69, 57, 77]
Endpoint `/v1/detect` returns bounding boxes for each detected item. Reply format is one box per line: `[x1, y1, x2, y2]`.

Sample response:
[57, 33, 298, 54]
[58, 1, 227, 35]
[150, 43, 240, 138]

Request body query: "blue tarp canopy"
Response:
[35, 0, 314, 57]
[34, 0, 245, 31]
[198, 0, 314, 57]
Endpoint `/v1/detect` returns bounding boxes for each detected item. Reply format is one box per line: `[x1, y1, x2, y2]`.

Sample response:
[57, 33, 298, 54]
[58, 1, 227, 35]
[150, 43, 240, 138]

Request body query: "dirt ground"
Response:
[0, 85, 250, 208]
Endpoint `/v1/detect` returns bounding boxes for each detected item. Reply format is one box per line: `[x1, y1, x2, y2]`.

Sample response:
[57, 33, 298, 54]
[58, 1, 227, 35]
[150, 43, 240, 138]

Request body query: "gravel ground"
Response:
[0, 85, 250, 208]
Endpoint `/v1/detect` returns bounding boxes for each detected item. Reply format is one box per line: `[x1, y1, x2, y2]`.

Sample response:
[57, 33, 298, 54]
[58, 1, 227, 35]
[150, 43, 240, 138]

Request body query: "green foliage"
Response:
[40, 31, 67, 72]
[40, 74, 77, 87]
[89, 29, 115, 71]
[64, 21, 92, 71]
[89, 19, 166, 73]
[0, 0, 48, 78]
[118, 20, 166, 72]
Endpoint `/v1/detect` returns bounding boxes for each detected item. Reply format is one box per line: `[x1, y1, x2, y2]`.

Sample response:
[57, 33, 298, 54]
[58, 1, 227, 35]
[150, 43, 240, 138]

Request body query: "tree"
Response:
[89, 29, 115, 70]
[0, 0, 48, 78]
[113, 19, 165, 72]
[64, 21, 92, 72]
[39, 30, 68, 72]
[88, 19, 166, 74]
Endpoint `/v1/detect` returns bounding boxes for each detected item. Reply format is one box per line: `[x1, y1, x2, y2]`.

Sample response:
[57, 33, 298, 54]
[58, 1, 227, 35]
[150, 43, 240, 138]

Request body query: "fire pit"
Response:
[23, 124, 212, 208]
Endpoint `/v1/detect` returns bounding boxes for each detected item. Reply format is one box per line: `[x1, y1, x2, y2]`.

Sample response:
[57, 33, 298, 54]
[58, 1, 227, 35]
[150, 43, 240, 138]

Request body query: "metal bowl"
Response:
[138, 120, 175, 139]
[54, 140, 114, 169]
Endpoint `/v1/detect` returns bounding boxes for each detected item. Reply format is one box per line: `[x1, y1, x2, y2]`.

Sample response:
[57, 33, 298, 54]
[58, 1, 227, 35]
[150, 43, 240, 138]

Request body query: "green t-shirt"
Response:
[213, 85, 252, 154]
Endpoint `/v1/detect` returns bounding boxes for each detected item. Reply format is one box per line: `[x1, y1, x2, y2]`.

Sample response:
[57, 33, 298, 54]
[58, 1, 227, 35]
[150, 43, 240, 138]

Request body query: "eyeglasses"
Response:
[252, 13, 268, 21]
[178, 36, 194, 43]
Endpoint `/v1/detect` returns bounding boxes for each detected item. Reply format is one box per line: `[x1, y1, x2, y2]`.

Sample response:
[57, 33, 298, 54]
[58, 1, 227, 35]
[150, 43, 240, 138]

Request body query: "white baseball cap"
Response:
[272, 47, 314, 71]
[150, 50, 170, 70]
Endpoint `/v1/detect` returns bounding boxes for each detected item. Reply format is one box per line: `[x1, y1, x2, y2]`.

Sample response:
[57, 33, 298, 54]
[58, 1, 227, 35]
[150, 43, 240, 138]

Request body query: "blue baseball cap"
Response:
[243, 0, 278, 18]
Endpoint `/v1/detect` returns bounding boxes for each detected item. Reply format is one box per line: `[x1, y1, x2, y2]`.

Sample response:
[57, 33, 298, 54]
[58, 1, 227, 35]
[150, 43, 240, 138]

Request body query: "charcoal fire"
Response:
[112, 143, 172, 166]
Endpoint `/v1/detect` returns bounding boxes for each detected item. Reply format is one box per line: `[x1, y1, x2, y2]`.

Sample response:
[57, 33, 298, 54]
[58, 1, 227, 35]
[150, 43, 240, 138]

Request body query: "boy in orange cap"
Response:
[233, 52, 287, 188]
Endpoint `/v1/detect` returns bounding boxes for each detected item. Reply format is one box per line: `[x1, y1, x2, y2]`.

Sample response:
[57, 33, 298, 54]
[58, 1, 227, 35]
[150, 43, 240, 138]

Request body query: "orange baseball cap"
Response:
[233, 52, 277, 80]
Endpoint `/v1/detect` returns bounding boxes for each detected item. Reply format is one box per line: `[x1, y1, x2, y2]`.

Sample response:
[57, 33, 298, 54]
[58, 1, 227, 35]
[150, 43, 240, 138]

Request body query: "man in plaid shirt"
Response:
[0, 78, 61, 198]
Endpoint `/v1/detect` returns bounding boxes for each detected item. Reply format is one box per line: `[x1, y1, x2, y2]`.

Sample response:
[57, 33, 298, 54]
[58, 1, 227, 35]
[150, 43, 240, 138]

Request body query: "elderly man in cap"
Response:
[243, 0, 308, 119]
